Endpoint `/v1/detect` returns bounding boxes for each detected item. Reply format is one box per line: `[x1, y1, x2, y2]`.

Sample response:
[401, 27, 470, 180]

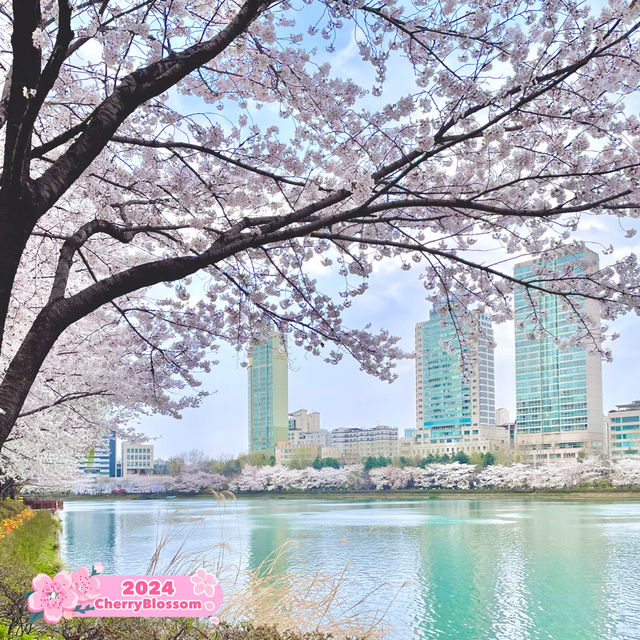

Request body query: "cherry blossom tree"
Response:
[1, 0, 640, 484]
[169, 466, 227, 492]
[228, 464, 365, 491]
[611, 457, 640, 486]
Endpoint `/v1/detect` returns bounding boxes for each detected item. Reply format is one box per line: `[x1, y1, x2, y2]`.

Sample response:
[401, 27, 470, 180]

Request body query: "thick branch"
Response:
[50, 219, 190, 300]
[17, 0, 74, 176]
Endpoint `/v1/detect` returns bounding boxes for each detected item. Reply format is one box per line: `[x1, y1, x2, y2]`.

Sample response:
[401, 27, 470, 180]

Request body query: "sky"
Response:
[134, 4, 640, 460]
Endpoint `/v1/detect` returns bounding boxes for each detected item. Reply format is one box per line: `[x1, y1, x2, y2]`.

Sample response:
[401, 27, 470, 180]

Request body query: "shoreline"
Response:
[54, 489, 640, 501]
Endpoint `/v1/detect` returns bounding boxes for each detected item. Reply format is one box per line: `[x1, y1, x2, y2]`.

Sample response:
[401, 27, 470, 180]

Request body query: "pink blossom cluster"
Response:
[28, 564, 103, 624]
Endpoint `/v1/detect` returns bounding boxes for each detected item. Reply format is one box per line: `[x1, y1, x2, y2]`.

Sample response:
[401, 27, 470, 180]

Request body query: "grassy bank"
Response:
[0, 501, 25, 520]
[0, 508, 61, 588]
[0, 501, 61, 640]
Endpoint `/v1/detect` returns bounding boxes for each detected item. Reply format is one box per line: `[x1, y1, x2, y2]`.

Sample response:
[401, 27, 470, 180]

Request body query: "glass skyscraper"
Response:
[514, 248, 604, 463]
[415, 308, 495, 454]
[248, 333, 289, 454]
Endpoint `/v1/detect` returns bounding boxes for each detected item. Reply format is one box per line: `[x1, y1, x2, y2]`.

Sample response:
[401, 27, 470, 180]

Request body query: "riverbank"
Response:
[56, 488, 640, 501]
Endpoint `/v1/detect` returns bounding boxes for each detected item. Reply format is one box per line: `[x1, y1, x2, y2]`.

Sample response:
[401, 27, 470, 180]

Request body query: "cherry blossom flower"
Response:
[190, 568, 218, 597]
[28, 572, 79, 624]
[70, 567, 101, 602]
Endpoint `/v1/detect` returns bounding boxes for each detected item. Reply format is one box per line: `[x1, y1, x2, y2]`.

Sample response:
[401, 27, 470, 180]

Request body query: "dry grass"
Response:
[145, 493, 396, 640]
[218, 543, 396, 640]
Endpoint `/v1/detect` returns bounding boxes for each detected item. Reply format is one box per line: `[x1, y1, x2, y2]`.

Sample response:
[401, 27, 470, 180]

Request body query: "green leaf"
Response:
[23, 590, 34, 598]
[29, 611, 44, 624]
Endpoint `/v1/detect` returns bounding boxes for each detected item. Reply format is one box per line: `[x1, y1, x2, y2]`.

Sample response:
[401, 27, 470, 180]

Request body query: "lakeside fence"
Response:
[22, 498, 63, 511]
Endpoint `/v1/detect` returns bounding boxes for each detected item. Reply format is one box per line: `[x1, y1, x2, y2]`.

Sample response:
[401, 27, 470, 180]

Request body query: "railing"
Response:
[22, 498, 63, 511]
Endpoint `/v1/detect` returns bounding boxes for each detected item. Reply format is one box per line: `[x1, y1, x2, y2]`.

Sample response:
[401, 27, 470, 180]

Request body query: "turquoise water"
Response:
[59, 497, 640, 639]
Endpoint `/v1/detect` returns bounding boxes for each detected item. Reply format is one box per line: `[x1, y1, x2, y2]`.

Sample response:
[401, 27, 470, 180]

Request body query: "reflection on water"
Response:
[59, 498, 640, 639]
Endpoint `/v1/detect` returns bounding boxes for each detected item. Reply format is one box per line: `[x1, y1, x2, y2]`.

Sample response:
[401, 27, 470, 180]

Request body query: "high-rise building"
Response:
[248, 333, 289, 454]
[415, 308, 496, 456]
[514, 248, 604, 463]
[607, 402, 640, 460]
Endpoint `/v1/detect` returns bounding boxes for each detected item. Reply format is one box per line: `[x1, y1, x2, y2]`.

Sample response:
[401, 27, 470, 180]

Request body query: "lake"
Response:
[59, 496, 640, 639]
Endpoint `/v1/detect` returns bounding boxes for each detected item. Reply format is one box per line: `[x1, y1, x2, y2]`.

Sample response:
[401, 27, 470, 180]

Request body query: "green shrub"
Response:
[0, 501, 25, 521]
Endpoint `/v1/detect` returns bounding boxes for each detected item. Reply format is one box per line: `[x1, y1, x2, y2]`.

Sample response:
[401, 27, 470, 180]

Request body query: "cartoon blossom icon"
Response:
[190, 568, 218, 597]
[70, 567, 101, 602]
[28, 572, 79, 624]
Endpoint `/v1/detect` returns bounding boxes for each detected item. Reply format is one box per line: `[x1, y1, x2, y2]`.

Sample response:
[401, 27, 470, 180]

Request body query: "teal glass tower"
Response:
[415, 308, 495, 453]
[248, 334, 289, 454]
[514, 248, 604, 463]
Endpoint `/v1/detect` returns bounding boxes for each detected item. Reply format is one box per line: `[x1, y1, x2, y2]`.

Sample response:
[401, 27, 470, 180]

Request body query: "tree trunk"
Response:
[0, 302, 69, 449]
[0, 213, 32, 355]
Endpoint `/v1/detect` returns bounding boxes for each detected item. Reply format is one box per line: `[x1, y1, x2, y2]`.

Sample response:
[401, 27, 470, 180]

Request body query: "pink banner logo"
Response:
[26, 564, 223, 624]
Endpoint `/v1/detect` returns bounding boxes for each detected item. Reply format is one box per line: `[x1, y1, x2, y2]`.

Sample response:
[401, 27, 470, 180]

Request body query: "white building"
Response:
[330, 425, 399, 463]
[608, 402, 640, 460]
[122, 442, 154, 475]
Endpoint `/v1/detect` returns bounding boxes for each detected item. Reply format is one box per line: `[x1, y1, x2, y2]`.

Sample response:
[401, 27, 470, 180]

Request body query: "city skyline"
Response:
[139, 256, 640, 460]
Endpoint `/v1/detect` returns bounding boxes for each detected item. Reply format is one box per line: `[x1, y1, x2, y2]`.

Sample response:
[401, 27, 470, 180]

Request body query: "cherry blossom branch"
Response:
[33, 0, 271, 214]
[308, 231, 634, 306]
[18, 390, 111, 418]
[109, 135, 310, 187]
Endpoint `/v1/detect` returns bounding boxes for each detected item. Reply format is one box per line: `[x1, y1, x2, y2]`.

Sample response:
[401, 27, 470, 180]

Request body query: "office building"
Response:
[79, 432, 117, 477]
[248, 333, 289, 454]
[289, 409, 320, 433]
[514, 248, 604, 463]
[122, 442, 154, 475]
[415, 307, 496, 456]
[608, 402, 640, 460]
[330, 425, 399, 463]
[331, 425, 398, 445]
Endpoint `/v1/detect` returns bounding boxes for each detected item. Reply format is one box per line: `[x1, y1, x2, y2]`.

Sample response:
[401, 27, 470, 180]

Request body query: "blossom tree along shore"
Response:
[0, 0, 640, 483]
